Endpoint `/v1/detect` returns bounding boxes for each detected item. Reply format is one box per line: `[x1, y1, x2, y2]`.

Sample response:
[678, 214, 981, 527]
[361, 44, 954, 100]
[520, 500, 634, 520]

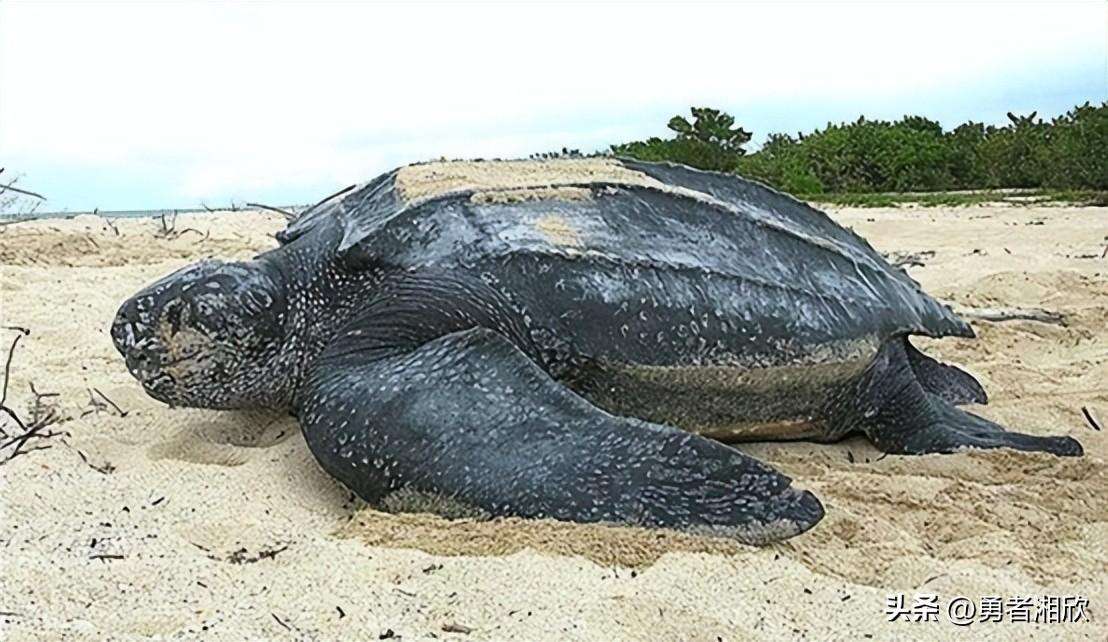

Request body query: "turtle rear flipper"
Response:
[296, 273, 824, 544]
[904, 339, 988, 406]
[891, 396, 1082, 456]
[839, 339, 1082, 456]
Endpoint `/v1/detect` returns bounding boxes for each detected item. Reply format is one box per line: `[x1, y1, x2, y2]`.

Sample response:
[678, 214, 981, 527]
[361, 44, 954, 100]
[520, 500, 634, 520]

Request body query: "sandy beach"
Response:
[0, 204, 1104, 640]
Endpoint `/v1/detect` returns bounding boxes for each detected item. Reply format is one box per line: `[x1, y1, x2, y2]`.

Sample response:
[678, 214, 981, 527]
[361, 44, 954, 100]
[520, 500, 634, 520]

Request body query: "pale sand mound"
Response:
[394, 158, 663, 205]
[0, 205, 1104, 640]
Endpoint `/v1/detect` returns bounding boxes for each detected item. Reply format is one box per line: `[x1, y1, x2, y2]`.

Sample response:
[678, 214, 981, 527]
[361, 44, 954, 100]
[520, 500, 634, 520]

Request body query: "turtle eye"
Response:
[195, 298, 216, 318]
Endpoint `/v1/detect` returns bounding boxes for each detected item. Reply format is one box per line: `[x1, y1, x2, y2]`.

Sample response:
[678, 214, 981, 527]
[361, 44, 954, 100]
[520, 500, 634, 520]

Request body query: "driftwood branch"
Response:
[0, 182, 46, 201]
[951, 305, 1067, 326]
[246, 202, 297, 221]
[302, 184, 356, 217]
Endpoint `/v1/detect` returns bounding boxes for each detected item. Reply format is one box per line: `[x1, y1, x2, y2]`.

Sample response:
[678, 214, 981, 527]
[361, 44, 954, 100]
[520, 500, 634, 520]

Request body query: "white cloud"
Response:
[1, 1, 1103, 207]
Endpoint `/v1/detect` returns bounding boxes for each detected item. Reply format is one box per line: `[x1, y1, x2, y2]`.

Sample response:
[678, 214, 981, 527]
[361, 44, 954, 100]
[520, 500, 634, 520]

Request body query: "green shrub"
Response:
[611, 107, 751, 172]
[610, 102, 1108, 194]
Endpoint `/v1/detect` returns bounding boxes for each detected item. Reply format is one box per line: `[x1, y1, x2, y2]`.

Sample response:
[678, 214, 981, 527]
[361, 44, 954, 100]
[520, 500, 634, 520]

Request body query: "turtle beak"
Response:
[112, 300, 182, 404]
[112, 259, 224, 375]
[112, 297, 160, 383]
[112, 296, 144, 357]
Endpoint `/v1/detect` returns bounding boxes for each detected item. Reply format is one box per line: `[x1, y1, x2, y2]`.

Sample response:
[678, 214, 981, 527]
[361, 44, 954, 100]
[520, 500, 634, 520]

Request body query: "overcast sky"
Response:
[2, 1, 1105, 212]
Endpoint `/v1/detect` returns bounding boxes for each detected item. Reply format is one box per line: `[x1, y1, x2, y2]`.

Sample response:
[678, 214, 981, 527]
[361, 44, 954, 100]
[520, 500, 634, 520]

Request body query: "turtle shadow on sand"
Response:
[144, 408, 295, 466]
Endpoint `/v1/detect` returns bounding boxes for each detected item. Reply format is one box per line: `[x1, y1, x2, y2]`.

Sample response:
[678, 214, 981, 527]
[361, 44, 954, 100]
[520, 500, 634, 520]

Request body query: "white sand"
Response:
[0, 204, 1104, 640]
[394, 158, 661, 205]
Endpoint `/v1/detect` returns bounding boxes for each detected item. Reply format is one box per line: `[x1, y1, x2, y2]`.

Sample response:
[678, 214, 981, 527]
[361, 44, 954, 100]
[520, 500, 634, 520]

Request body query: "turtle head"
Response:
[112, 258, 292, 409]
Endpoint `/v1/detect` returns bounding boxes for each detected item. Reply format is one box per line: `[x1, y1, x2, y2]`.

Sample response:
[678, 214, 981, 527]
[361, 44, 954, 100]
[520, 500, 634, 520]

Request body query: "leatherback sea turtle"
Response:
[112, 159, 1083, 544]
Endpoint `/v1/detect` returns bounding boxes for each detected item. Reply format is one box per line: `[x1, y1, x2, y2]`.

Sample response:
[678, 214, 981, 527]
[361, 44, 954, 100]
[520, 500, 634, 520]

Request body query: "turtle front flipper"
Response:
[836, 339, 1082, 457]
[296, 278, 823, 543]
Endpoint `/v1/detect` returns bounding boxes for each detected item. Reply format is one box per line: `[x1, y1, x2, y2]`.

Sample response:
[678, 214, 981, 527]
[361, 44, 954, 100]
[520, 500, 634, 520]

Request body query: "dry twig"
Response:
[0, 329, 30, 434]
[0, 329, 66, 463]
[951, 305, 1067, 326]
[73, 447, 116, 474]
[305, 184, 356, 215]
[1081, 406, 1102, 431]
[0, 182, 46, 201]
[442, 622, 474, 634]
[155, 210, 209, 241]
[92, 387, 128, 417]
[246, 202, 297, 221]
[885, 250, 935, 269]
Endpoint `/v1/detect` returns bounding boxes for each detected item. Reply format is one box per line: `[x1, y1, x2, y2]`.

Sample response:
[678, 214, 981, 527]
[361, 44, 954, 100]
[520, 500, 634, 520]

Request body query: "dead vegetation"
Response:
[79, 387, 129, 419]
[951, 304, 1068, 326]
[155, 210, 209, 241]
[0, 168, 46, 222]
[885, 250, 936, 269]
[245, 202, 297, 222]
[0, 328, 65, 464]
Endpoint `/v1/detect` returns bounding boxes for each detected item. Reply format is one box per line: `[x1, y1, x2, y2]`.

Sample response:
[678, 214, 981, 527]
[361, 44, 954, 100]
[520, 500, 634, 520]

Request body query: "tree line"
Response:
[607, 102, 1107, 194]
